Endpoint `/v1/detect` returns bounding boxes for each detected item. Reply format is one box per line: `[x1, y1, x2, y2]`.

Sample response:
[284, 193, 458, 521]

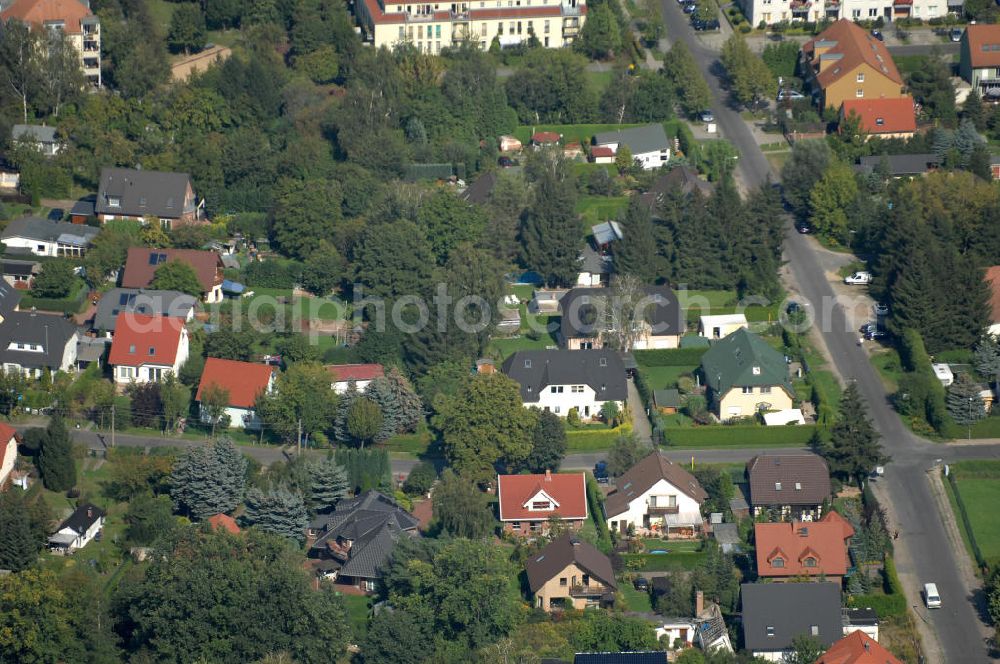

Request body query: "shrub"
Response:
[403, 461, 437, 496]
[634, 348, 709, 367]
[739, 24, 752, 33]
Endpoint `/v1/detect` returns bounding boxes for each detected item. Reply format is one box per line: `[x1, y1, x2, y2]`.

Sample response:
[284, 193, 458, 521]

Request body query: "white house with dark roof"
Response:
[1, 217, 99, 257]
[11, 124, 61, 156]
[0, 311, 79, 377]
[48, 503, 105, 553]
[92, 288, 196, 337]
[501, 349, 627, 419]
[559, 285, 684, 350]
[741, 582, 842, 662]
[593, 124, 671, 170]
[604, 451, 707, 536]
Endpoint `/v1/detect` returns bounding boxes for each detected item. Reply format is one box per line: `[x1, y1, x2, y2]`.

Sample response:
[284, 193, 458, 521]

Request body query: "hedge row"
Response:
[898, 329, 949, 434]
[808, 370, 840, 426]
[662, 424, 819, 448]
[20, 281, 88, 315]
[633, 347, 709, 367]
[847, 589, 907, 618]
[585, 473, 613, 554]
[565, 426, 628, 451]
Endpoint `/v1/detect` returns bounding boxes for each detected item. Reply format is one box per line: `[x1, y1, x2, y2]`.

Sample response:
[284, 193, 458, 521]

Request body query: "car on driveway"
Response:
[634, 577, 649, 591]
[873, 302, 889, 317]
[844, 271, 872, 285]
[795, 221, 810, 234]
[682, 2, 697, 13]
[871, 29, 884, 41]
[594, 461, 609, 483]
[777, 89, 805, 101]
[950, 28, 962, 42]
[699, 110, 714, 122]
[692, 17, 720, 30]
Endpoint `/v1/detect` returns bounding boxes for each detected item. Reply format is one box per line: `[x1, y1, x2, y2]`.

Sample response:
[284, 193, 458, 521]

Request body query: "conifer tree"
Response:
[0, 491, 45, 571]
[613, 197, 657, 283]
[947, 373, 986, 431]
[519, 156, 583, 287]
[817, 383, 889, 486]
[39, 414, 75, 491]
[242, 486, 309, 544]
[333, 381, 360, 443]
[308, 458, 351, 513]
[169, 437, 248, 519]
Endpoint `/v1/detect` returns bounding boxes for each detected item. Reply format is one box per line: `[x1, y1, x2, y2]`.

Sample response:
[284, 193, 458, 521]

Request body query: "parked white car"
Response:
[844, 271, 872, 285]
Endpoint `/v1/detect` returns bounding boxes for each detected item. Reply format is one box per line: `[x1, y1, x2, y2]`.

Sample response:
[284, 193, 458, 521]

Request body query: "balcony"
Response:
[570, 583, 612, 597]
[647, 505, 679, 515]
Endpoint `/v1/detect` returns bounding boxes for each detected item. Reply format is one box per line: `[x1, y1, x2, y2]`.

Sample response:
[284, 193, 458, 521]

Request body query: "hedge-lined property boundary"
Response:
[565, 425, 629, 452]
[633, 348, 709, 367]
[947, 470, 988, 571]
[585, 473, 613, 554]
[662, 424, 819, 448]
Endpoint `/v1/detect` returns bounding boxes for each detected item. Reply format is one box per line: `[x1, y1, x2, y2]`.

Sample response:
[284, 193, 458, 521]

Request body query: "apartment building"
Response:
[354, 0, 586, 52]
[0, 0, 101, 87]
[740, 0, 954, 28]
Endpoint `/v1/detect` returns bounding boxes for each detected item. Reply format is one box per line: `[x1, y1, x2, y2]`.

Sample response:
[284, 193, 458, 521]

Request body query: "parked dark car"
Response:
[47, 208, 64, 221]
[634, 576, 649, 591]
[865, 328, 886, 340]
[795, 221, 811, 234]
[786, 301, 803, 315]
[692, 17, 720, 30]
[498, 156, 514, 168]
[682, 2, 697, 13]
[594, 460, 609, 483]
[871, 29, 883, 41]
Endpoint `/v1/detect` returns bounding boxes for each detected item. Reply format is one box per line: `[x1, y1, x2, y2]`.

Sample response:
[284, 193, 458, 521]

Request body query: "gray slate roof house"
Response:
[309, 490, 419, 586]
[855, 153, 939, 177]
[1, 217, 99, 253]
[95, 167, 196, 221]
[741, 582, 842, 655]
[594, 125, 670, 157]
[0, 310, 78, 373]
[525, 534, 617, 594]
[574, 654, 668, 664]
[1, 258, 38, 282]
[746, 453, 832, 512]
[559, 285, 683, 345]
[93, 288, 197, 334]
[11, 124, 59, 155]
[501, 349, 628, 403]
[0, 279, 22, 321]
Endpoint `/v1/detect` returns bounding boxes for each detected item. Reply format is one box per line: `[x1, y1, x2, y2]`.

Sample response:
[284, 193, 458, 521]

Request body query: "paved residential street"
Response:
[657, 6, 995, 661]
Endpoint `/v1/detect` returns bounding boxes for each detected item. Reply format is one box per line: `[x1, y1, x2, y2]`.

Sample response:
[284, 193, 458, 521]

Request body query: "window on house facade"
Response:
[760, 386, 771, 394]
[857, 72, 865, 82]
[551, 386, 564, 393]
[532, 501, 551, 510]
[856, 89, 864, 98]
[852, 8, 860, 17]
[571, 385, 584, 393]
[869, 7, 878, 15]
[772, 558, 784, 568]
[804, 557, 817, 567]
[742, 386, 753, 394]
[560, 577, 567, 586]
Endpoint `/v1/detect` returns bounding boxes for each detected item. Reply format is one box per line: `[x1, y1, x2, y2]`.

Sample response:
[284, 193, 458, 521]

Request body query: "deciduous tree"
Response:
[152, 260, 204, 297]
[432, 468, 496, 538]
[346, 397, 383, 448]
[31, 259, 76, 298]
[523, 409, 567, 473]
[607, 432, 648, 477]
[124, 492, 176, 546]
[168, 3, 207, 55]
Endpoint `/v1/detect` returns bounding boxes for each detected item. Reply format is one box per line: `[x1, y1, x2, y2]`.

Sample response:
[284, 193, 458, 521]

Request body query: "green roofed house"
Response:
[700, 328, 794, 421]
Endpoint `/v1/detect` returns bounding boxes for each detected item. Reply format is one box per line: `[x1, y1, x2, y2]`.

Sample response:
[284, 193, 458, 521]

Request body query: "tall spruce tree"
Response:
[242, 486, 309, 544]
[0, 491, 45, 571]
[975, 335, 1000, 388]
[39, 414, 75, 491]
[947, 373, 986, 431]
[613, 197, 657, 283]
[364, 368, 424, 441]
[519, 156, 583, 287]
[308, 458, 351, 513]
[888, 249, 937, 341]
[937, 249, 990, 350]
[333, 381, 360, 443]
[169, 437, 248, 519]
[818, 383, 889, 486]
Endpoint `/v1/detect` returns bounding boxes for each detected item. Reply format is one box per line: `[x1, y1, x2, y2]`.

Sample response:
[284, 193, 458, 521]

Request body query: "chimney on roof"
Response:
[545, 469, 552, 481]
[695, 590, 704, 616]
[86, 506, 93, 518]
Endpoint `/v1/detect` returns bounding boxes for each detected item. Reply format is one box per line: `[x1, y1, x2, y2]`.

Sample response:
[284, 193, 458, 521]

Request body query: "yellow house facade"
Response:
[524, 535, 617, 612]
[716, 384, 795, 421]
[355, 0, 586, 53]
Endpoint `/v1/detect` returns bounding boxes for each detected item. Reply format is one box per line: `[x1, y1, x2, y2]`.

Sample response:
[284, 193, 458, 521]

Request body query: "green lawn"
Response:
[585, 69, 613, 91]
[621, 551, 706, 571]
[340, 594, 372, 642]
[576, 195, 629, 226]
[382, 431, 433, 457]
[566, 426, 628, 451]
[663, 424, 819, 448]
[870, 349, 903, 393]
[620, 583, 654, 612]
[951, 474, 1000, 567]
[943, 417, 1000, 440]
[637, 365, 697, 391]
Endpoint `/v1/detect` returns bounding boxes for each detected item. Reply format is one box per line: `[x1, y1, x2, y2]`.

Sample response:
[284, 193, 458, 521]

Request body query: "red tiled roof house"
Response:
[196, 357, 276, 431]
[840, 97, 917, 140]
[208, 513, 241, 534]
[326, 363, 384, 394]
[815, 630, 903, 664]
[497, 470, 588, 537]
[1, 0, 101, 87]
[121, 248, 224, 303]
[108, 313, 189, 386]
[754, 510, 855, 584]
[960, 24, 1000, 98]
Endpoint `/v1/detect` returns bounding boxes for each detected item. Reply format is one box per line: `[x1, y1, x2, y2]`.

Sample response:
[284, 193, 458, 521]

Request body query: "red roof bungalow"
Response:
[840, 96, 917, 140]
[196, 357, 275, 431]
[121, 248, 224, 303]
[108, 313, 189, 386]
[755, 510, 855, 583]
[208, 513, 241, 534]
[498, 470, 588, 537]
[326, 363, 384, 394]
[815, 630, 903, 664]
[532, 131, 561, 148]
[590, 146, 615, 164]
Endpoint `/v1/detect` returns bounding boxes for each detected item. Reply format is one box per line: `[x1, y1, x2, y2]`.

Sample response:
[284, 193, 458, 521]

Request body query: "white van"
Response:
[924, 583, 941, 608]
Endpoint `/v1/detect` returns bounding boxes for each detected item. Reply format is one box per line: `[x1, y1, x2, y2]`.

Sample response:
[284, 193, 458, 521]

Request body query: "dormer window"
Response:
[775, 482, 782, 491]
[772, 557, 784, 568]
[599, 357, 607, 367]
[752, 365, 761, 375]
[804, 557, 817, 567]
[525, 359, 532, 368]
[108, 196, 121, 208]
[766, 626, 775, 637]
[129, 344, 136, 353]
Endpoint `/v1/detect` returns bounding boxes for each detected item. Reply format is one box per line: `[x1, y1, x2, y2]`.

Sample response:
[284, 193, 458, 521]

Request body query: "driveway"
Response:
[628, 377, 653, 443]
[658, 3, 995, 659]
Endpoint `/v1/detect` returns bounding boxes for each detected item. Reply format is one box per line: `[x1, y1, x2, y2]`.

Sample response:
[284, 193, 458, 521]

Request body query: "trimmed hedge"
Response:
[948, 470, 987, 570]
[633, 347, 709, 367]
[808, 370, 840, 426]
[662, 424, 820, 448]
[847, 557, 907, 618]
[566, 426, 629, 451]
[898, 329, 949, 434]
[20, 279, 88, 314]
[585, 473, 613, 554]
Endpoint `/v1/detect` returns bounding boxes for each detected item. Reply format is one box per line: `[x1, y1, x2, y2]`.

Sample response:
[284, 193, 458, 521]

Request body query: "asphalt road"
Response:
[658, 7, 993, 661]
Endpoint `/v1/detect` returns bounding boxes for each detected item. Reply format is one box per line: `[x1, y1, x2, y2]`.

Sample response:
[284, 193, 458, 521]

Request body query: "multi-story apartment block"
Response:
[1, 0, 101, 87]
[354, 0, 586, 52]
[739, 0, 956, 28]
